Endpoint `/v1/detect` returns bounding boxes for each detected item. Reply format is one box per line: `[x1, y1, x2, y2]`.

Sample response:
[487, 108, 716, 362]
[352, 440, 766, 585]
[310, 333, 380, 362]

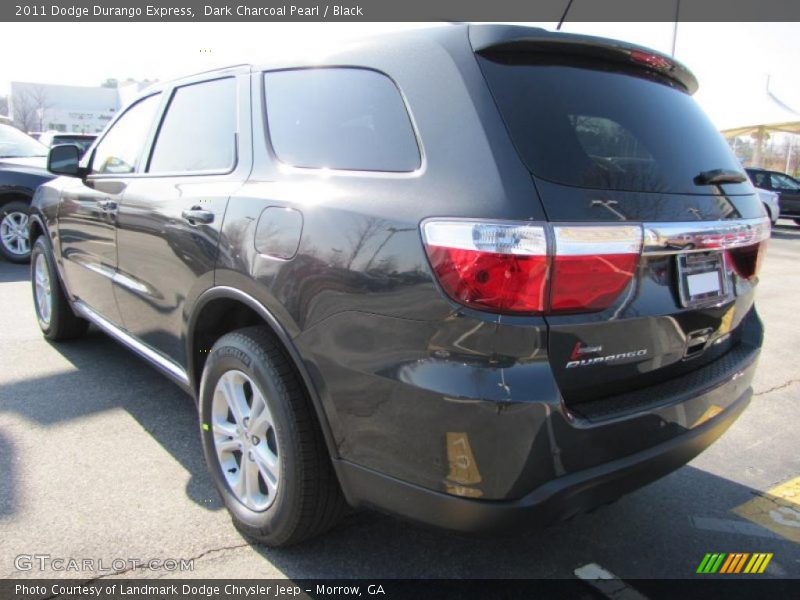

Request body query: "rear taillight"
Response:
[421, 221, 549, 312]
[727, 241, 767, 280]
[422, 221, 642, 315]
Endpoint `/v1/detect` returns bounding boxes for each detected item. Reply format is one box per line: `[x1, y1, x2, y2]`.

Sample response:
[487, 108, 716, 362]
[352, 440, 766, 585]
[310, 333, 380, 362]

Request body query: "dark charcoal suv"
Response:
[30, 25, 768, 546]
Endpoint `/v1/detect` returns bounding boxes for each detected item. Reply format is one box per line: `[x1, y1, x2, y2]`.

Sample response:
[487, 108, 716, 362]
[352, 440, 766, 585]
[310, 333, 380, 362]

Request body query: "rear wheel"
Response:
[30, 236, 89, 340]
[199, 326, 346, 546]
[1, 201, 33, 263]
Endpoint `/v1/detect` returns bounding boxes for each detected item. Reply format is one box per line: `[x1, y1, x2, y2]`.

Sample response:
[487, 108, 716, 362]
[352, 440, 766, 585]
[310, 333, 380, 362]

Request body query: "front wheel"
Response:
[199, 326, 346, 547]
[30, 236, 89, 340]
[1, 201, 33, 263]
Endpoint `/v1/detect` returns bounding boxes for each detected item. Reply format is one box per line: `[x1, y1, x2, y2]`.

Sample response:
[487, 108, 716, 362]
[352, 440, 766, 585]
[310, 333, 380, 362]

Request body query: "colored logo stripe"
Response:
[697, 553, 726, 573]
[744, 553, 773, 574]
[697, 552, 773, 574]
[720, 553, 749, 573]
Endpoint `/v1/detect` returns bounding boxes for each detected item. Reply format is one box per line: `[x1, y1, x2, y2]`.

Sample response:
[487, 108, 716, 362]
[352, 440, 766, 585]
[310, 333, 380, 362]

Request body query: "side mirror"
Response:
[47, 144, 83, 177]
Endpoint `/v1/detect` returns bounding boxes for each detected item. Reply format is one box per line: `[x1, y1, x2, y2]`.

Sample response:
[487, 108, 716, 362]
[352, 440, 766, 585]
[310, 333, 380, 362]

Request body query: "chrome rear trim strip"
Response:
[643, 217, 771, 255]
[72, 300, 190, 386]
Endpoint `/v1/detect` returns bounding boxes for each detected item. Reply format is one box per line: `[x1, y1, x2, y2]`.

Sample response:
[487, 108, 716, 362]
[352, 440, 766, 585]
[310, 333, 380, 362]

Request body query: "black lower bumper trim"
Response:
[335, 388, 751, 533]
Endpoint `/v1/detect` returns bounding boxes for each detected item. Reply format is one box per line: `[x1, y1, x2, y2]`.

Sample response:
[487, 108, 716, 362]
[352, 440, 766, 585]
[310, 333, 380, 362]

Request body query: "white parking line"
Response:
[574, 563, 649, 600]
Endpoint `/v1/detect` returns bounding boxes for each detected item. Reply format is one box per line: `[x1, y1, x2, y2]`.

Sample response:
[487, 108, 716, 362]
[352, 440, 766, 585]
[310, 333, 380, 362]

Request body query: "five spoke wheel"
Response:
[212, 369, 280, 511]
[0, 210, 30, 258]
[33, 252, 52, 327]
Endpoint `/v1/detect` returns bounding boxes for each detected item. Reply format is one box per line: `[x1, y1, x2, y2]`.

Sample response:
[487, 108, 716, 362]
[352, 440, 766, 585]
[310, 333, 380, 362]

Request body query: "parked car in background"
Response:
[31, 24, 767, 546]
[0, 124, 52, 262]
[746, 167, 800, 225]
[38, 131, 98, 157]
[754, 187, 780, 225]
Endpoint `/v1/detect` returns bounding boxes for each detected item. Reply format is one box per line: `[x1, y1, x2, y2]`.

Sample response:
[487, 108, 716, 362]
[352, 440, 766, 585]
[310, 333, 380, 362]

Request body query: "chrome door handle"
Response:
[97, 199, 117, 211]
[181, 207, 215, 225]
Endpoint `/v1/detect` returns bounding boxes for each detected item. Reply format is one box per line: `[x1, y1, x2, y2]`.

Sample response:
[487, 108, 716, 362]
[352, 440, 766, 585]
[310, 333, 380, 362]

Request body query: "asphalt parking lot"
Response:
[0, 224, 798, 582]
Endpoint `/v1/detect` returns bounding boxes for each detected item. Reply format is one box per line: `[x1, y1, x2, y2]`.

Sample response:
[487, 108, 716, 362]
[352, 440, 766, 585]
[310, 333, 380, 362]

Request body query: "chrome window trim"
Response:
[642, 217, 771, 255]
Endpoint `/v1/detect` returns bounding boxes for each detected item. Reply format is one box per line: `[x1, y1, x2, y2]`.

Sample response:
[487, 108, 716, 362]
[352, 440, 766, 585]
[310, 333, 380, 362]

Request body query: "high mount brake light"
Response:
[421, 221, 643, 315]
[629, 50, 673, 71]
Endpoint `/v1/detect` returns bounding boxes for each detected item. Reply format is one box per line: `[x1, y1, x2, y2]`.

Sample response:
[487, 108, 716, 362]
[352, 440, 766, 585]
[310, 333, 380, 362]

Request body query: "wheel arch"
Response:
[187, 286, 341, 460]
[27, 213, 46, 244]
[0, 189, 33, 208]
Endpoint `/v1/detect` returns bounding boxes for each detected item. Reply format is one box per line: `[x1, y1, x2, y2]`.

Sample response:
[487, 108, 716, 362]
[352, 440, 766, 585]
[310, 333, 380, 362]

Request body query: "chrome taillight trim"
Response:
[553, 225, 642, 256]
[642, 217, 771, 255]
[421, 217, 770, 258]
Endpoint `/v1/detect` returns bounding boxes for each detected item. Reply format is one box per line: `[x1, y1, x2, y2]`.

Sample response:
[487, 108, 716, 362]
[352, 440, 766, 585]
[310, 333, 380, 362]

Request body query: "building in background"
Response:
[8, 80, 152, 134]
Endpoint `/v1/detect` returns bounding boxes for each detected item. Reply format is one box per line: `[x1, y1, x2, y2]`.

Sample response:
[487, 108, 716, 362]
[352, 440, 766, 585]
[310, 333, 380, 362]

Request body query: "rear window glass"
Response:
[478, 54, 742, 194]
[264, 68, 420, 172]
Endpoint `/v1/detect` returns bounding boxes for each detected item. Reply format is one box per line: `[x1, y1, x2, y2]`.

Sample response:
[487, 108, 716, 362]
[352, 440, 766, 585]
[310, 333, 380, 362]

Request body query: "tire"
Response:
[1, 201, 33, 263]
[199, 326, 346, 547]
[30, 236, 89, 341]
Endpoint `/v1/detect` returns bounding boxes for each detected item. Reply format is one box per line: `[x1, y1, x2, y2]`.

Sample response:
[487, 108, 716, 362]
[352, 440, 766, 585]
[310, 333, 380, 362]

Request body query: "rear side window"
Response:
[148, 77, 237, 174]
[264, 68, 420, 172]
[478, 54, 742, 194]
[92, 94, 160, 175]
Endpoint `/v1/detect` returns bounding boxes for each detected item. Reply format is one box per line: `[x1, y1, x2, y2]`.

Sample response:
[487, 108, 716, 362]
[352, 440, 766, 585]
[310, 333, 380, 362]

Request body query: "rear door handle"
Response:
[181, 207, 215, 225]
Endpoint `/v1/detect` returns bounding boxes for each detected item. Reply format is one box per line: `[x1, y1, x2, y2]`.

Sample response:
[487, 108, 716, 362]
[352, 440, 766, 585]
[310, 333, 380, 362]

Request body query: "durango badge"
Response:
[566, 342, 648, 369]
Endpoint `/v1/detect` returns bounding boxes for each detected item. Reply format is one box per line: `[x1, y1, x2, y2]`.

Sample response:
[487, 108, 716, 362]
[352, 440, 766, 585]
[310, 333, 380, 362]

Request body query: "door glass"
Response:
[750, 171, 768, 188]
[148, 77, 237, 173]
[770, 173, 800, 191]
[91, 94, 161, 175]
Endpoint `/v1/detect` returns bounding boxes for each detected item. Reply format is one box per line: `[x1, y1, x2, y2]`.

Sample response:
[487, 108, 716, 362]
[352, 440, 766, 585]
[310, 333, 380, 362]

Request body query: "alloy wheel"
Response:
[33, 252, 52, 327]
[211, 369, 280, 511]
[0, 211, 31, 257]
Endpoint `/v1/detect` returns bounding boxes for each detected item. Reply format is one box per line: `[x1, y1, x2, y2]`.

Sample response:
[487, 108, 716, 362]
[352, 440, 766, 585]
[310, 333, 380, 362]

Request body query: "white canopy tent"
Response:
[717, 79, 800, 169]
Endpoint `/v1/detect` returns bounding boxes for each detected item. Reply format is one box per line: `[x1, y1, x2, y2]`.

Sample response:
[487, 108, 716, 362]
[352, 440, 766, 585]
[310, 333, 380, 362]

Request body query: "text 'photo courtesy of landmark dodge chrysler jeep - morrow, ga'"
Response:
[29, 24, 768, 546]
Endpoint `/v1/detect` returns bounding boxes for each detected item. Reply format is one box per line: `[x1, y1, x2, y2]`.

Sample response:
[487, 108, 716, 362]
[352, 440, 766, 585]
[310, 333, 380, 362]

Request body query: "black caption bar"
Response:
[2, 579, 798, 600]
[3, 0, 800, 22]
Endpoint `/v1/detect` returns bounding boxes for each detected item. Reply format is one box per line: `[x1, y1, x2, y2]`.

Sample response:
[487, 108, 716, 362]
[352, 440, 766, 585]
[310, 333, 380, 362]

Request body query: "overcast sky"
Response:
[0, 21, 798, 130]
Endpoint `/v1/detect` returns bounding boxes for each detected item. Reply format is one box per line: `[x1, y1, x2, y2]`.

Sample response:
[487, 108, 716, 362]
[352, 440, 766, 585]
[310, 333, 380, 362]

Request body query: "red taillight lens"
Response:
[727, 241, 767, 280]
[422, 221, 642, 315]
[550, 225, 642, 312]
[426, 248, 549, 312]
[550, 254, 639, 312]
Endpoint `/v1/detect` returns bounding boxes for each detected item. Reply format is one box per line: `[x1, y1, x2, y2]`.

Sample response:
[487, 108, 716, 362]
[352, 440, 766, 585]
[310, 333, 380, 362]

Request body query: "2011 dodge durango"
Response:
[29, 24, 768, 546]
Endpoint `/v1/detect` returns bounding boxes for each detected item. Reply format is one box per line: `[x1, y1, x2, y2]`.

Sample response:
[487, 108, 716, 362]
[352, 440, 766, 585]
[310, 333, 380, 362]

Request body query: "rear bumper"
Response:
[336, 384, 751, 533]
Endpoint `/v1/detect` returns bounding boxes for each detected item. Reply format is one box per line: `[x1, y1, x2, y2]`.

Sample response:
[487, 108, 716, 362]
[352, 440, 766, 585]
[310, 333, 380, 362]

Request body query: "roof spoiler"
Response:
[468, 24, 698, 95]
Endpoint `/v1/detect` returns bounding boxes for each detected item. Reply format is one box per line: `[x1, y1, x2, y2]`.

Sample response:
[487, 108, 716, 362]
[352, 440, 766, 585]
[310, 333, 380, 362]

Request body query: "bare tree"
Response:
[344, 216, 386, 270]
[12, 85, 52, 132]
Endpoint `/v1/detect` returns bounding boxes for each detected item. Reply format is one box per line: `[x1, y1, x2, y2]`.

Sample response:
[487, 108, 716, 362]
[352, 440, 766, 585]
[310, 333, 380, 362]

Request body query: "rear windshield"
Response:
[478, 54, 741, 194]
